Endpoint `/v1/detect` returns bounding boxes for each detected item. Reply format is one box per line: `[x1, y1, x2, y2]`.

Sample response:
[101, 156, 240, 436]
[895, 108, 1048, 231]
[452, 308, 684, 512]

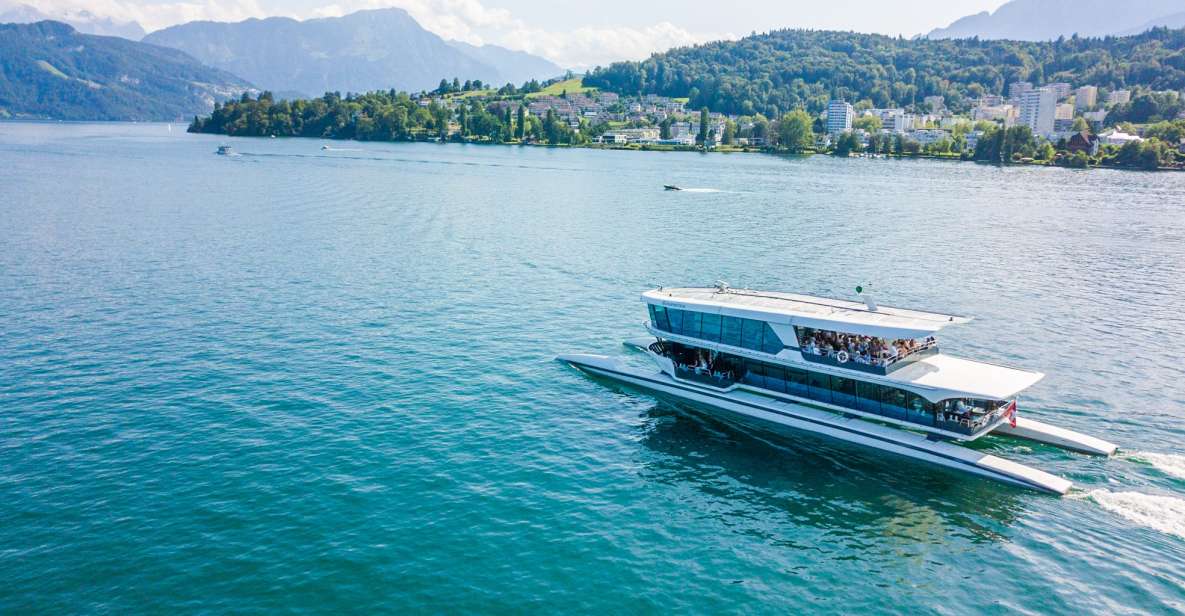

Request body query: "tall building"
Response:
[1107, 90, 1131, 106]
[1020, 88, 1057, 137]
[1075, 86, 1098, 111]
[1009, 81, 1033, 100]
[1047, 82, 1072, 101]
[827, 100, 854, 135]
[1056, 103, 1075, 120]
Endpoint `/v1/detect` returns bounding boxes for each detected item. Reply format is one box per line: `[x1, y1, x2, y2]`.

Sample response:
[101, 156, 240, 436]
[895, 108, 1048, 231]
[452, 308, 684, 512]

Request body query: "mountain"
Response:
[1121, 11, 1185, 36]
[0, 1, 145, 40]
[447, 40, 562, 87]
[143, 8, 561, 97]
[583, 28, 1185, 118]
[927, 0, 1184, 40]
[0, 21, 252, 120]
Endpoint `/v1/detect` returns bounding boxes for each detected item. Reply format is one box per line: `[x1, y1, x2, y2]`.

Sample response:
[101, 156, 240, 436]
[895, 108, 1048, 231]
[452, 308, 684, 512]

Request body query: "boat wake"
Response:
[1123, 451, 1185, 479]
[678, 188, 722, 193]
[1085, 490, 1185, 539]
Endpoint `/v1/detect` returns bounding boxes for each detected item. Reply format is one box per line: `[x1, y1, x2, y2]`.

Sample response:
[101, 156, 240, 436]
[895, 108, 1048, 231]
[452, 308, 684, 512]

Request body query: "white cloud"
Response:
[12, 0, 273, 30]
[13, 0, 733, 68]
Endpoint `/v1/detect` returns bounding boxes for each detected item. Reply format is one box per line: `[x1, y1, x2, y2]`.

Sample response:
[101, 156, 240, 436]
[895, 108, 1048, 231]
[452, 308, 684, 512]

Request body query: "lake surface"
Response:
[3, 122, 1185, 613]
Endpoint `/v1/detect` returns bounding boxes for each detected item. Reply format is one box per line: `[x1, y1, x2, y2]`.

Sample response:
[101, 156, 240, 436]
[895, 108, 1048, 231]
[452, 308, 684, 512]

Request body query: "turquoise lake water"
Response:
[2, 122, 1185, 613]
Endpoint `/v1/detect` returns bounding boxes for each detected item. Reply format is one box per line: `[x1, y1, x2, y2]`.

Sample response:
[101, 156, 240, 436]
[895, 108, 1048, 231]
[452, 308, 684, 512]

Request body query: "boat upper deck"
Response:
[643, 287, 971, 339]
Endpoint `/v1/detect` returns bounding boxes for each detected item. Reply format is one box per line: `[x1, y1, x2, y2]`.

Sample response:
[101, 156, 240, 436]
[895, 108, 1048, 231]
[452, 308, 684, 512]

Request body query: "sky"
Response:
[8, 0, 1011, 68]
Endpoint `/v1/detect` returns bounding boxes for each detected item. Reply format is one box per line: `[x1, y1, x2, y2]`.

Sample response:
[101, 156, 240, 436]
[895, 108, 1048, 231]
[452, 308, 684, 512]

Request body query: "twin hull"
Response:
[559, 352, 1075, 495]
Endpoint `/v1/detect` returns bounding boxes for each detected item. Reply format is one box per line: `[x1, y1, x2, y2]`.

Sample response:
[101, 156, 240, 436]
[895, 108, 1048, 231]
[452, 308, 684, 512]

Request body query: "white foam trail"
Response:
[1089, 490, 1185, 539]
[678, 188, 722, 193]
[1125, 451, 1185, 479]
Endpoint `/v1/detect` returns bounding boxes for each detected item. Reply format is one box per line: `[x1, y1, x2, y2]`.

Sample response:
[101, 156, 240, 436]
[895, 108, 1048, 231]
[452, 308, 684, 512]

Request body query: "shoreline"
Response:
[199, 129, 1184, 173]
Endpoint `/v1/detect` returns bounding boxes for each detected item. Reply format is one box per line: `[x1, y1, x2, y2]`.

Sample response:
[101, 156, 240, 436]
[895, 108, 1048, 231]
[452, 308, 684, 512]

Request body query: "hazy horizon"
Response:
[2, 0, 1010, 69]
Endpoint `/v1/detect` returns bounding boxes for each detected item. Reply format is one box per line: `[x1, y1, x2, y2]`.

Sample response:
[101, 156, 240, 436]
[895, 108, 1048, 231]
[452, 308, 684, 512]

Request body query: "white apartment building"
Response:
[827, 100, 854, 135]
[1020, 88, 1057, 137]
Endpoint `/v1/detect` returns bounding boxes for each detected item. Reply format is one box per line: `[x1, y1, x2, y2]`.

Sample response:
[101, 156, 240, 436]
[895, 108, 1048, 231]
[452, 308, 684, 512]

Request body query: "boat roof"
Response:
[643, 287, 971, 339]
[882, 354, 1044, 401]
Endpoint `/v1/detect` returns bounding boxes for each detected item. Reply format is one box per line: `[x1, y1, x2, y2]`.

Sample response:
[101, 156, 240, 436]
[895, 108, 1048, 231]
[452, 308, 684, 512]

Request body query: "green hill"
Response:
[583, 27, 1185, 116]
[0, 21, 252, 121]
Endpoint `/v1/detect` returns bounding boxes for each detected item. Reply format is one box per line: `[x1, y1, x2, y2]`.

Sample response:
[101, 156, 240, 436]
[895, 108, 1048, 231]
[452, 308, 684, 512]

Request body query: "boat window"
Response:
[667, 308, 684, 335]
[830, 375, 857, 408]
[807, 371, 832, 403]
[721, 316, 743, 347]
[651, 305, 670, 331]
[683, 311, 702, 339]
[700, 313, 722, 343]
[785, 367, 809, 397]
[761, 323, 784, 355]
[764, 364, 788, 394]
[905, 392, 934, 426]
[880, 387, 908, 420]
[741, 319, 763, 351]
[855, 381, 883, 415]
[741, 360, 764, 388]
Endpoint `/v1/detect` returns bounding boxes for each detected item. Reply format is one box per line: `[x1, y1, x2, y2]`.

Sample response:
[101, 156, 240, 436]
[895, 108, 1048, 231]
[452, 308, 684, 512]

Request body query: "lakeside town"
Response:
[407, 76, 1185, 169]
[192, 73, 1185, 171]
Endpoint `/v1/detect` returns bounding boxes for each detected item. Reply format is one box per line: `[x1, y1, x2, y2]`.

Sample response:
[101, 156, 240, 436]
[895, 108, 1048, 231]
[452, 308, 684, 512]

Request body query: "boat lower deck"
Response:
[559, 352, 1074, 495]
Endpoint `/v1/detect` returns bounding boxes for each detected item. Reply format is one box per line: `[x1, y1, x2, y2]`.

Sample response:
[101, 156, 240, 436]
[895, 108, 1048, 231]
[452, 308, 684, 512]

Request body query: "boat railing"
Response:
[802, 339, 939, 375]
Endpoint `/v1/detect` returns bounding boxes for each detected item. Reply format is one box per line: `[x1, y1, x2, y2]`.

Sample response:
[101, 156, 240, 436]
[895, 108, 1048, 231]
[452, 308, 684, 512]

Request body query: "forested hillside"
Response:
[583, 28, 1185, 117]
[0, 21, 250, 120]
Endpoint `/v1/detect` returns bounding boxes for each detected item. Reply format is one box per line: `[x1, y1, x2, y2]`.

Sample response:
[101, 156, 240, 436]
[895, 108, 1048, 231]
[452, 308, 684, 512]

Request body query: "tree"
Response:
[852, 114, 882, 133]
[1071, 116, 1090, 133]
[777, 109, 814, 152]
[833, 131, 863, 156]
[516, 105, 526, 140]
[697, 107, 709, 146]
[659, 116, 673, 139]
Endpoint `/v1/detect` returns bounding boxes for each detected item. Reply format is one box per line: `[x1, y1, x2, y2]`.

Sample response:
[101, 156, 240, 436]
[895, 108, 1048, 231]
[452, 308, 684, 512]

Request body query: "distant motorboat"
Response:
[321, 145, 330, 150]
[664, 185, 681, 191]
[216, 144, 235, 156]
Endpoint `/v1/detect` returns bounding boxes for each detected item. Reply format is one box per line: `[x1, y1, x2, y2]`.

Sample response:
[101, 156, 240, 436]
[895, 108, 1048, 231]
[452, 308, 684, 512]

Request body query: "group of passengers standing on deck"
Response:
[801, 329, 935, 367]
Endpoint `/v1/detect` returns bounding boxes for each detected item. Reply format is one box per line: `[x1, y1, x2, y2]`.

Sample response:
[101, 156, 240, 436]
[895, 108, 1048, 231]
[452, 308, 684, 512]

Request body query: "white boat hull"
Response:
[992, 417, 1117, 456]
[559, 353, 1073, 495]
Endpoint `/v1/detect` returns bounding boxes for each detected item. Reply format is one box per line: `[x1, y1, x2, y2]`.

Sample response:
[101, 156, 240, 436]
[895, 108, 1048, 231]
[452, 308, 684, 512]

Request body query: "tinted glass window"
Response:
[653, 305, 670, 331]
[764, 364, 787, 393]
[762, 323, 784, 355]
[906, 392, 933, 426]
[683, 311, 702, 339]
[880, 386, 908, 420]
[785, 367, 809, 397]
[807, 371, 832, 403]
[856, 381, 882, 415]
[831, 375, 857, 409]
[741, 319, 764, 351]
[700, 313, 722, 343]
[741, 360, 764, 388]
[668, 309, 684, 335]
[721, 316, 743, 347]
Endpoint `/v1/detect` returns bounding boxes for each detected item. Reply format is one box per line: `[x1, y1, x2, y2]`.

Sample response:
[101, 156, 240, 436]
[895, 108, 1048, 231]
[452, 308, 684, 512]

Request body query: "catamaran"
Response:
[558, 284, 1117, 494]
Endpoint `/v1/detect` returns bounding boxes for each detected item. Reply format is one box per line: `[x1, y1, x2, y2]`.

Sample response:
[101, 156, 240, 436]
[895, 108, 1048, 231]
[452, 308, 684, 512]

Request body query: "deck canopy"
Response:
[885, 354, 1045, 402]
[643, 287, 971, 340]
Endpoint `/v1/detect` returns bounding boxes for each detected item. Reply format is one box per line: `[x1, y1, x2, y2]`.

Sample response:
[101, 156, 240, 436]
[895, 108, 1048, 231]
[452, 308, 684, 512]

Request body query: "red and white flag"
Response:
[1005, 400, 1018, 428]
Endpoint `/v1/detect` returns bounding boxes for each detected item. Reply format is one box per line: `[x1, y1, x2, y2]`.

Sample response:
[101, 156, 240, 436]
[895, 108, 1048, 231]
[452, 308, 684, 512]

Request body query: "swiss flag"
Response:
[1005, 400, 1018, 428]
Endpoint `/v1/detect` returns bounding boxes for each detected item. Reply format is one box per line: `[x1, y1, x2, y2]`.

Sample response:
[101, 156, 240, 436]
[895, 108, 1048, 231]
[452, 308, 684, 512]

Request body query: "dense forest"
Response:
[583, 27, 1185, 117]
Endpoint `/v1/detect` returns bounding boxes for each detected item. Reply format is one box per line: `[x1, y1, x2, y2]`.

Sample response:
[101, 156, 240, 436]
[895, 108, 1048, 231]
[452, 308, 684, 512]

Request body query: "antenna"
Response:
[856, 283, 877, 311]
